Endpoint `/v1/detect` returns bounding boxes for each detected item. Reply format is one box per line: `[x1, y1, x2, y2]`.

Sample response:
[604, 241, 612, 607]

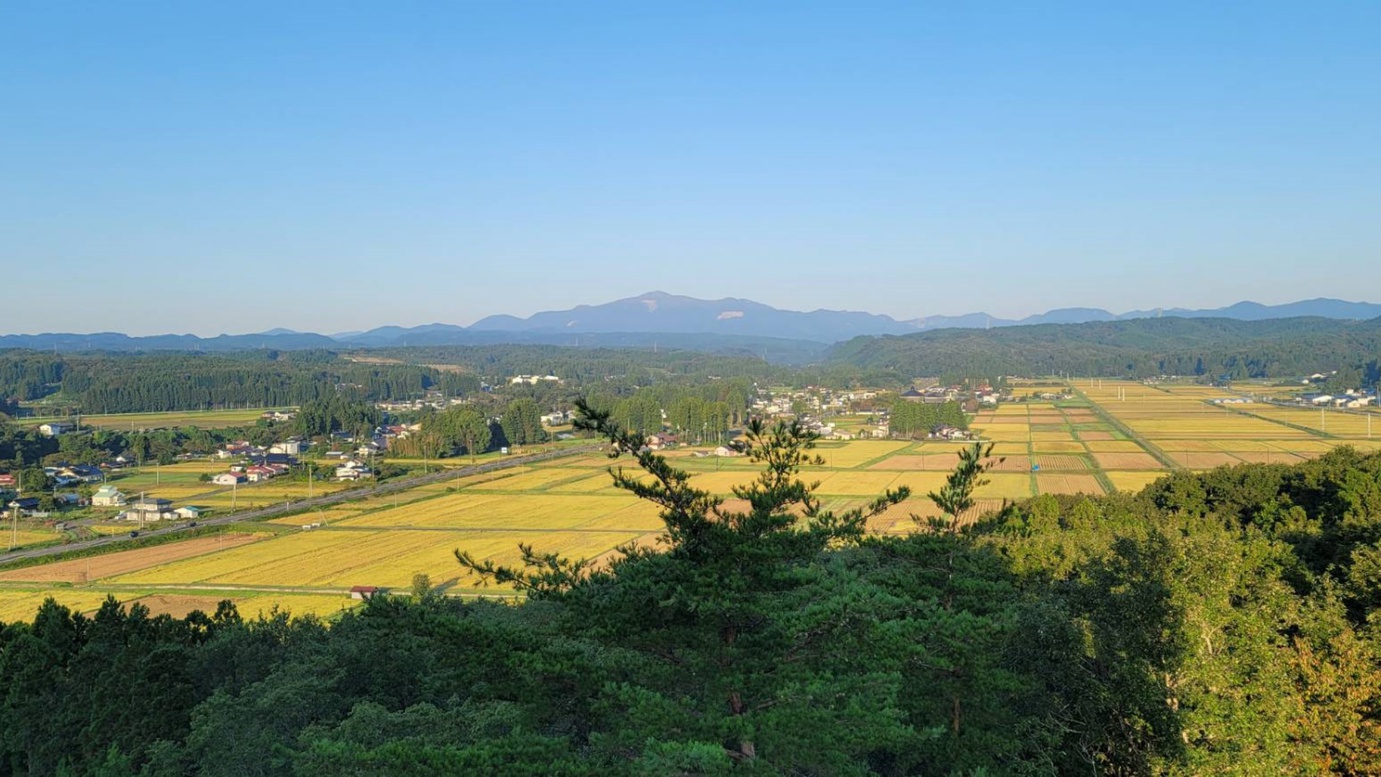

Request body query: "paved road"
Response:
[0, 445, 601, 566]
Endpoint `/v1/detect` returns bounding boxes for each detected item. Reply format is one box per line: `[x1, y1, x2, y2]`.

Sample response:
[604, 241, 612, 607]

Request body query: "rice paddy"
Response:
[6, 379, 1372, 623]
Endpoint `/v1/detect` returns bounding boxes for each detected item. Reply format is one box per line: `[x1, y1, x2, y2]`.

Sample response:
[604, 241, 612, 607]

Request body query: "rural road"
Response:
[0, 444, 601, 566]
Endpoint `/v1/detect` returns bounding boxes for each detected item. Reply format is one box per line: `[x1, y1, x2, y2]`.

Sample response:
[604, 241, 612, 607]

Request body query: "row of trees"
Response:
[0, 351, 478, 414]
[581, 380, 753, 443]
[887, 399, 967, 437]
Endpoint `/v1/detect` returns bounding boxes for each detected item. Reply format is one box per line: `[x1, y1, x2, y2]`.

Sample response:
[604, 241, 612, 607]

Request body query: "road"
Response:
[0, 445, 601, 566]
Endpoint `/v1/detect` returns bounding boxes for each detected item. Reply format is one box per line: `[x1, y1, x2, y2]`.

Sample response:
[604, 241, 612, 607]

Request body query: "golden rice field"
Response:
[3, 529, 62, 548]
[0, 588, 358, 624]
[7, 386, 1376, 618]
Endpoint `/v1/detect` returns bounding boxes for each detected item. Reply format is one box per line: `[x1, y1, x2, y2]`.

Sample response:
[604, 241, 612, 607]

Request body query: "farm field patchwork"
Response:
[11, 389, 1378, 615]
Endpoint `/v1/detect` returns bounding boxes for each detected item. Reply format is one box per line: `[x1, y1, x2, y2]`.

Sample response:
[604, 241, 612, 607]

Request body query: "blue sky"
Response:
[2, 2, 1379, 335]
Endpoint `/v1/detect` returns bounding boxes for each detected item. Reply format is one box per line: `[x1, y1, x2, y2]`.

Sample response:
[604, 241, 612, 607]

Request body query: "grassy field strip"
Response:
[1072, 386, 1181, 470]
[1026, 403, 1039, 497]
[1067, 406, 1117, 493]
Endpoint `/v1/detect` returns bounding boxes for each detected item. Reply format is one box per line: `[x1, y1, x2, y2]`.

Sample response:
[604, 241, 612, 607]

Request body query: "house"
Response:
[930, 425, 969, 441]
[1335, 396, 1374, 409]
[335, 460, 374, 481]
[269, 440, 305, 456]
[349, 585, 380, 600]
[212, 472, 247, 486]
[61, 464, 104, 483]
[900, 389, 924, 402]
[0, 474, 14, 488]
[175, 506, 205, 520]
[91, 485, 127, 507]
[126, 497, 175, 522]
[6, 497, 41, 516]
[645, 433, 678, 450]
[713, 445, 739, 457]
[244, 465, 278, 483]
[38, 422, 74, 436]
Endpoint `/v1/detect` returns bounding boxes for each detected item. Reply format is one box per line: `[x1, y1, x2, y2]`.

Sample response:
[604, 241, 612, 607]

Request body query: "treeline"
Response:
[826, 315, 1381, 382]
[8, 425, 1381, 772]
[583, 379, 754, 442]
[375, 345, 789, 389]
[0, 351, 478, 414]
[0, 417, 297, 474]
[887, 399, 967, 437]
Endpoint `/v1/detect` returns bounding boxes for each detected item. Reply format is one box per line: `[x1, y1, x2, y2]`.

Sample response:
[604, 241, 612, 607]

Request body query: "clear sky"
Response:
[2, 2, 1379, 335]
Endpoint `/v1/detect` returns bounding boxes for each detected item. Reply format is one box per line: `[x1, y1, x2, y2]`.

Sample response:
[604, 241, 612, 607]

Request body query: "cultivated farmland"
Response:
[9, 381, 1376, 622]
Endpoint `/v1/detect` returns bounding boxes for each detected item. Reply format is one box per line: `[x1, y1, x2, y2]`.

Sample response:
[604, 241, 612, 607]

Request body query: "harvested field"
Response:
[0, 534, 263, 583]
[869, 454, 961, 471]
[1093, 452, 1165, 470]
[1083, 440, 1148, 452]
[1032, 455, 1090, 470]
[1229, 451, 1305, 464]
[1163, 452, 1243, 469]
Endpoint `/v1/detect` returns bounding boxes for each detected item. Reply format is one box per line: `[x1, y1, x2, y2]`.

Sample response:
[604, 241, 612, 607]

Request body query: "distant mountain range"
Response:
[3, 292, 1379, 355]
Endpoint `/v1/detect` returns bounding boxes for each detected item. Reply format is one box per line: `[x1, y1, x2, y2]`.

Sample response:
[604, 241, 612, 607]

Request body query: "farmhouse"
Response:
[245, 465, 286, 483]
[269, 439, 306, 456]
[0, 474, 14, 488]
[6, 497, 41, 516]
[175, 506, 205, 520]
[60, 464, 104, 483]
[91, 485, 127, 507]
[38, 422, 74, 436]
[212, 472, 247, 486]
[335, 460, 374, 481]
[125, 498, 175, 522]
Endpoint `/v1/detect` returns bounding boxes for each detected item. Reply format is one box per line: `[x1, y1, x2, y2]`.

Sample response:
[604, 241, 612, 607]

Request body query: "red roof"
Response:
[349, 585, 378, 593]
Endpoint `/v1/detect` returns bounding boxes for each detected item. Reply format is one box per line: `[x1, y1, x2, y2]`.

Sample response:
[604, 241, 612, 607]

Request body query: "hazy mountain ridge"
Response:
[2, 293, 1378, 353]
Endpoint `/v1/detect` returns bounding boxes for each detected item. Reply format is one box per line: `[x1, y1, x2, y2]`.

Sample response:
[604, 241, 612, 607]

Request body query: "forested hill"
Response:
[0, 351, 479, 413]
[824, 315, 1381, 380]
[0, 347, 788, 415]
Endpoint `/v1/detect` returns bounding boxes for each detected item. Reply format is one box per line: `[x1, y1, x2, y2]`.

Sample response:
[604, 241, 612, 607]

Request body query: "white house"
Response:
[212, 472, 247, 486]
[91, 485, 127, 507]
[38, 422, 74, 437]
[269, 440, 305, 456]
[125, 498, 174, 522]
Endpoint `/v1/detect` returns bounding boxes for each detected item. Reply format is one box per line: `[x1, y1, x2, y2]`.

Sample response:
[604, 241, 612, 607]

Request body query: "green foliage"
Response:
[499, 398, 546, 446]
[294, 396, 381, 439]
[432, 406, 492, 458]
[889, 399, 967, 437]
[0, 350, 477, 414]
[927, 442, 1002, 529]
[827, 316, 1381, 381]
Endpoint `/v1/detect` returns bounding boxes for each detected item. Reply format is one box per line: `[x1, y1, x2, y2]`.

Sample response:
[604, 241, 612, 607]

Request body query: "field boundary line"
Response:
[1220, 402, 1337, 439]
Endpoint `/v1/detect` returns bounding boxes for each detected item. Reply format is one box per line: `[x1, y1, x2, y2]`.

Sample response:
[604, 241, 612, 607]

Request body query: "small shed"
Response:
[349, 585, 380, 600]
